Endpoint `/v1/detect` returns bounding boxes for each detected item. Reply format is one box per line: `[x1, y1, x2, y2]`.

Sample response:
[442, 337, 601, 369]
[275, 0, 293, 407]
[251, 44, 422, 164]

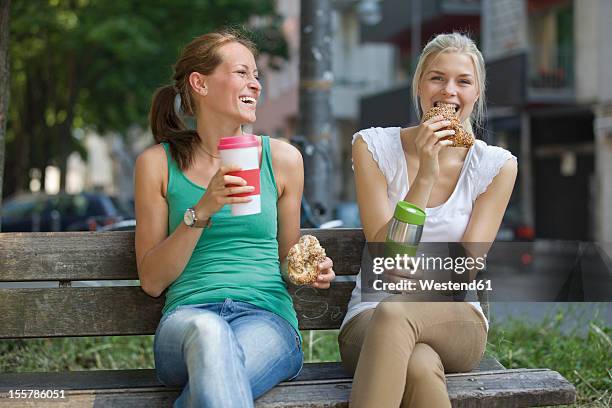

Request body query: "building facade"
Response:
[484, 0, 612, 241]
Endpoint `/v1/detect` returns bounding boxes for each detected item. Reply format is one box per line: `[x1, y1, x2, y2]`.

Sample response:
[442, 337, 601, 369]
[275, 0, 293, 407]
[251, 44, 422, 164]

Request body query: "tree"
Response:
[0, 0, 9, 231]
[3, 0, 287, 198]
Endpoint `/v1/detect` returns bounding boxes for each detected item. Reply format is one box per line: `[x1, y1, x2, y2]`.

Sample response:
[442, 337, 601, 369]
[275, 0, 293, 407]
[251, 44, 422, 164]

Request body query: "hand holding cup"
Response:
[194, 165, 254, 220]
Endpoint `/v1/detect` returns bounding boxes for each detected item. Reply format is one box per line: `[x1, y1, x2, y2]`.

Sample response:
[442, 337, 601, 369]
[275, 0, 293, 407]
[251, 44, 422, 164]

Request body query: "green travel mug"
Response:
[385, 201, 426, 257]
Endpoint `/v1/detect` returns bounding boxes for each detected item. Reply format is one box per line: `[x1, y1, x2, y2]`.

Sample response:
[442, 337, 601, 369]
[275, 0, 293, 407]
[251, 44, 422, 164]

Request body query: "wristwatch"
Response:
[183, 207, 212, 228]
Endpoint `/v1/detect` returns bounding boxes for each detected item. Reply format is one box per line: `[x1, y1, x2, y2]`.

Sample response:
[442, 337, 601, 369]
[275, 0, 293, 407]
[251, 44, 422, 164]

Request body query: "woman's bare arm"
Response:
[134, 145, 205, 297]
[272, 139, 303, 262]
[461, 158, 518, 279]
[352, 137, 395, 242]
[272, 139, 335, 288]
[353, 137, 439, 242]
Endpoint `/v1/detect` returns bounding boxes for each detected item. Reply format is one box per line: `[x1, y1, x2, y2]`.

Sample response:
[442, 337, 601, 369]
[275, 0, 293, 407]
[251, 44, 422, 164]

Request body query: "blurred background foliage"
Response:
[4, 0, 287, 196]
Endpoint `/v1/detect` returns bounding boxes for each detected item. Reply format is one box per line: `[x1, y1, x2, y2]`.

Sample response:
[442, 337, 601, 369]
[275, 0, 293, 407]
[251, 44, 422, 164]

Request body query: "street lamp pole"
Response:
[298, 0, 336, 223]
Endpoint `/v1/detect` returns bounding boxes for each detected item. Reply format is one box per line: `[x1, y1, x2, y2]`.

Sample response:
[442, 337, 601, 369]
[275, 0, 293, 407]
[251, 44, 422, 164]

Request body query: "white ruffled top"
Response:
[341, 126, 517, 332]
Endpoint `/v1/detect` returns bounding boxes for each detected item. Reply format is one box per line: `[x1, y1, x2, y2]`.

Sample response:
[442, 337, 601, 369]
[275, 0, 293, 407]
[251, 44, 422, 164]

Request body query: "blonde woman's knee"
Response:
[372, 300, 409, 322]
[405, 343, 445, 384]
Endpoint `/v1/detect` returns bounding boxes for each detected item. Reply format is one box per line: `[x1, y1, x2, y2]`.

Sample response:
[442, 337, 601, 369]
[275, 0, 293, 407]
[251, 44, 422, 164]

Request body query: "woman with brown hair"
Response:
[339, 32, 517, 407]
[134, 30, 335, 407]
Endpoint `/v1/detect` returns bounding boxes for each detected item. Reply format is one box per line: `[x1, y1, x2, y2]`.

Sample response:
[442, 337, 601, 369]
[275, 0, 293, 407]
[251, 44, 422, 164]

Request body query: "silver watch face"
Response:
[184, 208, 195, 226]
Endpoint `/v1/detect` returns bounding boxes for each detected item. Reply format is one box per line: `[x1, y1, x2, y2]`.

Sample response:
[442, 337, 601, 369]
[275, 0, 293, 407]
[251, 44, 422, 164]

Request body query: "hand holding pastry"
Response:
[287, 235, 335, 288]
[412, 115, 455, 181]
[311, 257, 335, 289]
[422, 102, 475, 148]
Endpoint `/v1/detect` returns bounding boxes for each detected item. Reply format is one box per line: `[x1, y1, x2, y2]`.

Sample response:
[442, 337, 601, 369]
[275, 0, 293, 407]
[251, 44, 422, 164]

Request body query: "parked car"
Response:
[98, 219, 136, 232]
[101, 199, 343, 232]
[0, 192, 132, 232]
[100, 197, 342, 232]
[496, 205, 535, 241]
[301, 197, 343, 229]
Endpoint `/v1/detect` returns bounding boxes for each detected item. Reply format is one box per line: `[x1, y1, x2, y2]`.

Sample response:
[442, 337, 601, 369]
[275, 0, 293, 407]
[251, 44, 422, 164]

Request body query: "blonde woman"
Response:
[339, 33, 518, 407]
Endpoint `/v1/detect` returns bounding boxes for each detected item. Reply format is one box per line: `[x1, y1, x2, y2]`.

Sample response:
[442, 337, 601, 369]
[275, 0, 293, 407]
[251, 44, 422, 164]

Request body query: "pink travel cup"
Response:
[217, 135, 261, 216]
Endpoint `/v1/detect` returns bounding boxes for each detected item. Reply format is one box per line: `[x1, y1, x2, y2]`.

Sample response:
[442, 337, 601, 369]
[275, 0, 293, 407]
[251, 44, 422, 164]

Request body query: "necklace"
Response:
[199, 145, 220, 159]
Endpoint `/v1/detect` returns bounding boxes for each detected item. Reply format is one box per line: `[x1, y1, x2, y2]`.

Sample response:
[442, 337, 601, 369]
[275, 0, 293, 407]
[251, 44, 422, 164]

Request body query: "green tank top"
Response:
[160, 136, 299, 336]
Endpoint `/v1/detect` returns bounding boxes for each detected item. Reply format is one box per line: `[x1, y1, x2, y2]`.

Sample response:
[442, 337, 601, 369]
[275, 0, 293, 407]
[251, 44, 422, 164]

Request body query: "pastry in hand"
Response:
[423, 102, 475, 148]
[287, 235, 327, 285]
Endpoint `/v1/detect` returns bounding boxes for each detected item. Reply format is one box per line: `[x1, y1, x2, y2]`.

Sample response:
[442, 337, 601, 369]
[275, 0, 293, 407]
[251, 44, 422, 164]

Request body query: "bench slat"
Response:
[0, 231, 138, 281]
[0, 365, 349, 392]
[0, 366, 575, 407]
[258, 369, 576, 408]
[0, 358, 504, 392]
[289, 283, 354, 330]
[446, 369, 577, 407]
[0, 229, 365, 282]
[0, 283, 356, 338]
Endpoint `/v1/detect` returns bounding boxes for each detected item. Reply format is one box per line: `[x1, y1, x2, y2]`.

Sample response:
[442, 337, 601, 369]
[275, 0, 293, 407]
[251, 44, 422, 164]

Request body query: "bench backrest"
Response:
[0, 229, 363, 339]
[0, 228, 489, 339]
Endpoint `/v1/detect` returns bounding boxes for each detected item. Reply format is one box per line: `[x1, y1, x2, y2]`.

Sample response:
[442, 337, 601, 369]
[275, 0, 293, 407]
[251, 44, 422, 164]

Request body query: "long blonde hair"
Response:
[411, 32, 486, 136]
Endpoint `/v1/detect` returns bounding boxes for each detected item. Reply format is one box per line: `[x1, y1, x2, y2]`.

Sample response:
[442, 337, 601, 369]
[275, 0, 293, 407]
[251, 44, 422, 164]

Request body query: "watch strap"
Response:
[186, 207, 212, 229]
[193, 215, 212, 229]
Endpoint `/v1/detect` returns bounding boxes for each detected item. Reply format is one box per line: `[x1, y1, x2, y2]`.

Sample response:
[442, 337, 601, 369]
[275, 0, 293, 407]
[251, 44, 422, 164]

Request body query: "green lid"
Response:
[393, 201, 426, 226]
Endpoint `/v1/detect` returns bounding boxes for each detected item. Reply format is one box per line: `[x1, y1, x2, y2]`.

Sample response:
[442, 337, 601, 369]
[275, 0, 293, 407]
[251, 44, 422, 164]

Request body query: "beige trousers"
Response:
[338, 298, 488, 408]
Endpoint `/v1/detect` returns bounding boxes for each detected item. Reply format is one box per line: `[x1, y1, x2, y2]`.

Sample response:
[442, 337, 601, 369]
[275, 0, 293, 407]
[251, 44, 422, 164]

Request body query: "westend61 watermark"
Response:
[373, 253, 487, 274]
[359, 242, 612, 302]
[370, 253, 491, 294]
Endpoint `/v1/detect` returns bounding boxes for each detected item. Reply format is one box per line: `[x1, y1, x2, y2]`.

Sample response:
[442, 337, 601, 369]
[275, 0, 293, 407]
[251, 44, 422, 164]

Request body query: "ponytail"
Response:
[149, 30, 258, 170]
[149, 84, 199, 170]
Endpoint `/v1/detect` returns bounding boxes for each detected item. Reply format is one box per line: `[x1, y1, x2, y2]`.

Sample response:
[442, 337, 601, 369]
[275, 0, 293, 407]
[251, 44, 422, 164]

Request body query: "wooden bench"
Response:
[0, 229, 576, 407]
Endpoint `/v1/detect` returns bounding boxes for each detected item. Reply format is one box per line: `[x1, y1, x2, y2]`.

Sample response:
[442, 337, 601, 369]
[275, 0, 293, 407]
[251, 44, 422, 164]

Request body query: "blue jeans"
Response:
[154, 298, 304, 408]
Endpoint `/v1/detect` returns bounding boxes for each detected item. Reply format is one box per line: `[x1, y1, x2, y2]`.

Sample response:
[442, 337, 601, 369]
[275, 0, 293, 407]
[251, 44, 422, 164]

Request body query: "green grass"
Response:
[300, 329, 341, 362]
[0, 335, 155, 372]
[486, 309, 611, 407]
[1, 309, 609, 407]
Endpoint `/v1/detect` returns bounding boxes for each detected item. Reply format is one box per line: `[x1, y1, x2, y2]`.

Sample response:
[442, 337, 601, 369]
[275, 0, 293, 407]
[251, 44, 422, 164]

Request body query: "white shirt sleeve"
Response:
[473, 143, 517, 199]
[351, 127, 399, 187]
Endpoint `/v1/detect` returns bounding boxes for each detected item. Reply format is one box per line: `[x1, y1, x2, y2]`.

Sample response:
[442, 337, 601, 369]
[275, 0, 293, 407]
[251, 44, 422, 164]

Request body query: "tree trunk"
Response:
[11, 67, 35, 196]
[0, 0, 11, 231]
[58, 50, 78, 192]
